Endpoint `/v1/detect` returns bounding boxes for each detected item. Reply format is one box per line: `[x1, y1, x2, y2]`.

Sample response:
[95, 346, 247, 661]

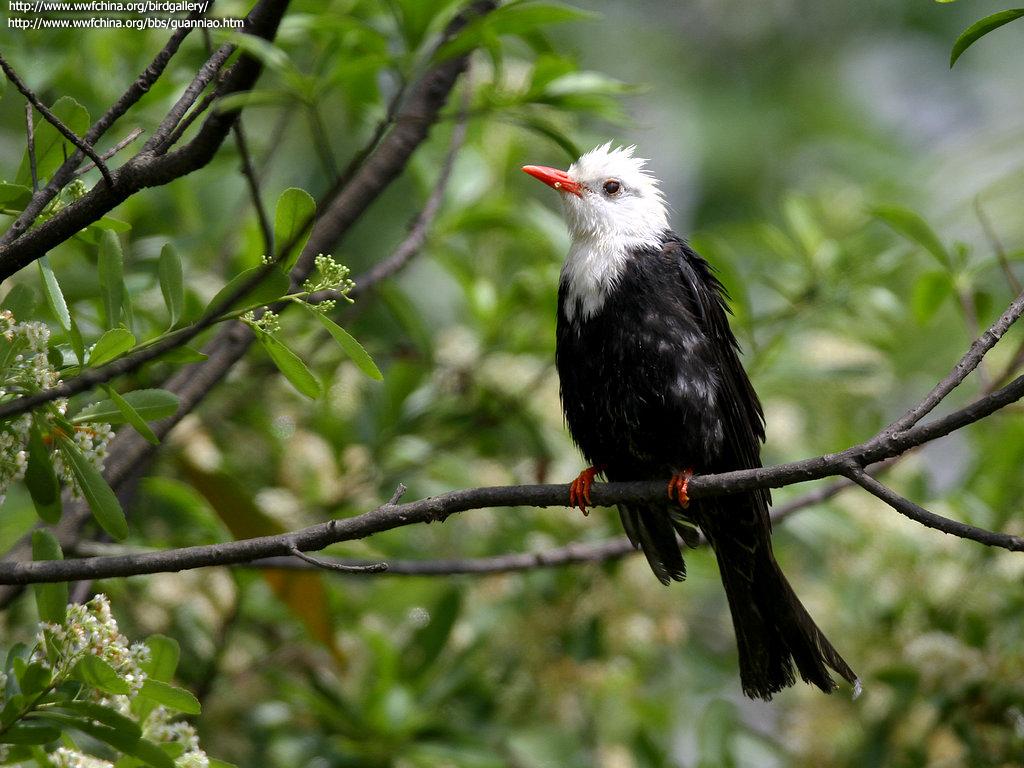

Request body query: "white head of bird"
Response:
[523, 143, 669, 322]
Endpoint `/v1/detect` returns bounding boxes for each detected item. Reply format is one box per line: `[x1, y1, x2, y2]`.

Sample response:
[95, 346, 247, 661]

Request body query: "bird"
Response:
[522, 143, 859, 701]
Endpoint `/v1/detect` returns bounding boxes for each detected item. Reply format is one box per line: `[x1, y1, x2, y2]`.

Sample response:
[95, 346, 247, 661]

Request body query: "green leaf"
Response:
[25, 424, 61, 524]
[220, 32, 294, 74]
[0, 723, 59, 745]
[312, 308, 383, 381]
[0, 283, 37, 319]
[202, 266, 290, 320]
[872, 205, 951, 269]
[98, 230, 125, 329]
[208, 760, 241, 768]
[69, 316, 86, 365]
[273, 187, 316, 271]
[0, 182, 32, 209]
[141, 635, 179, 683]
[57, 434, 127, 540]
[38, 256, 70, 331]
[32, 711, 175, 768]
[17, 96, 90, 185]
[18, 661, 52, 697]
[160, 346, 208, 364]
[138, 679, 201, 715]
[436, 1, 593, 60]
[514, 116, 580, 162]
[126, 738, 178, 768]
[912, 271, 954, 324]
[73, 388, 179, 425]
[950, 9, 1024, 67]
[75, 216, 133, 246]
[213, 89, 294, 114]
[72, 655, 130, 695]
[401, 588, 461, 679]
[88, 328, 136, 367]
[50, 701, 141, 740]
[255, 331, 322, 399]
[158, 243, 184, 327]
[30, 530, 66, 624]
[105, 387, 159, 445]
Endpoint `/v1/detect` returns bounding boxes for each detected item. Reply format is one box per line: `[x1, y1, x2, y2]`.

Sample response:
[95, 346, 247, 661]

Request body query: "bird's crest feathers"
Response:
[569, 142, 665, 204]
[557, 142, 671, 321]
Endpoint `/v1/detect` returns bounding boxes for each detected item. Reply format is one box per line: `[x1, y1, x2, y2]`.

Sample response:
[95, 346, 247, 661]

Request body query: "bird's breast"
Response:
[556, 270, 726, 475]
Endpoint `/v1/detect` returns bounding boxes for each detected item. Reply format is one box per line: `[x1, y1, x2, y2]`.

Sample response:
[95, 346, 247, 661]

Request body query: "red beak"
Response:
[522, 165, 583, 197]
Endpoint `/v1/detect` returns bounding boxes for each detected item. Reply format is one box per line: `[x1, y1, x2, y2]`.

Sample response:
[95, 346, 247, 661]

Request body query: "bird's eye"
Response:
[602, 179, 621, 195]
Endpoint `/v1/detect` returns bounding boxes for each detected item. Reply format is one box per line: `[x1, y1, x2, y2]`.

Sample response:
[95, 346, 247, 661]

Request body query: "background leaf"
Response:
[98, 230, 125, 330]
[312, 308, 383, 381]
[38, 256, 71, 331]
[30, 530, 66, 625]
[273, 187, 316, 271]
[950, 9, 1024, 67]
[25, 423, 61, 523]
[158, 243, 184, 327]
[88, 328, 136, 367]
[57, 434, 127, 540]
[872, 205, 951, 268]
[255, 331, 322, 398]
[74, 388, 179, 425]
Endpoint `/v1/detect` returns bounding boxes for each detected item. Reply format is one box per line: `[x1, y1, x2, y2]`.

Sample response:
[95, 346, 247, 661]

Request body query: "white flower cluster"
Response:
[51, 423, 116, 500]
[145, 709, 209, 768]
[34, 595, 150, 695]
[30, 595, 212, 768]
[302, 253, 355, 299]
[0, 415, 30, 506]
[1, 310, 58, 390]
[49, 748, 115, 768]
[0, 310, 116, 504]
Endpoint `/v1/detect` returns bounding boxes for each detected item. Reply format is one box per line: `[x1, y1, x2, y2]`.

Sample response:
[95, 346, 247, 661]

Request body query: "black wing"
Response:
[664, 236, 771, 519]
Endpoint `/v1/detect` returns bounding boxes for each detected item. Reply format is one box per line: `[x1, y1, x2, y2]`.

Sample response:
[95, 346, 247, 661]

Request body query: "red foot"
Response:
[667, 468, 694, 508]
[569, 465, 604, 516]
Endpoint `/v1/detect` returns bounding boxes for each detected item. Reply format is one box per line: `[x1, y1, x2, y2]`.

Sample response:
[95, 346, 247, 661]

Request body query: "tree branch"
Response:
[882, 290, 1024, 436]
[75, 128, 145, 177]
[0, 0, 289, 280]
[0, 0, 497, 608]
[0, 54, 114, 186]
[6, 371, 1024, 586]
[0, 25, 195, 247]
[843, 466, 1024, 551]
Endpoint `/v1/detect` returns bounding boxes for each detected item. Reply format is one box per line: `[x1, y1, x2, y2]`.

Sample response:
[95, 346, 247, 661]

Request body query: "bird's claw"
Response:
[569, 465, 602, 516]
[667, 468, 694, 508]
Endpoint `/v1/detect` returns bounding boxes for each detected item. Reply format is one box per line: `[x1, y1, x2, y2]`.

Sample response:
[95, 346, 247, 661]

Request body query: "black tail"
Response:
[710, 532, 858, 700]
[619, 500, 858, 700]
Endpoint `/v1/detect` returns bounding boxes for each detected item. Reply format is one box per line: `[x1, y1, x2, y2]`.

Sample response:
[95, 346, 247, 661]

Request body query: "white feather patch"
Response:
[558, 143, 670, 322]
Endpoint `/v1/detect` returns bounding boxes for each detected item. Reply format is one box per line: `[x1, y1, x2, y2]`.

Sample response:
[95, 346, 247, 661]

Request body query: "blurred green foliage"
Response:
[1, 0, 1024, 765]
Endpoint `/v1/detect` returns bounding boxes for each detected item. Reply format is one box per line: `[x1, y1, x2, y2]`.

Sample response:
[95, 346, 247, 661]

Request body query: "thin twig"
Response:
[143, 43, 235, 154]
[882, 290, 1024, 436]
[0, 0, 290, 279]
[954, 286, 990, 390]
[843, 465, 1024, 551]
[287, 545, 388, 573]
[0, 1, 498, 607]
[6, 373, 1024, 585]
[975, 197, 1021, 294]
[307, 105, 340, 179]
[0, 25, 195, 247]
[232, 120, 273, 253]
[75, 128, 145, 176]
[162, 89, 219, 150]
[25, 104, 38, 193]
[0, 54, 114, 186]
[312, 79, 471, 303]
